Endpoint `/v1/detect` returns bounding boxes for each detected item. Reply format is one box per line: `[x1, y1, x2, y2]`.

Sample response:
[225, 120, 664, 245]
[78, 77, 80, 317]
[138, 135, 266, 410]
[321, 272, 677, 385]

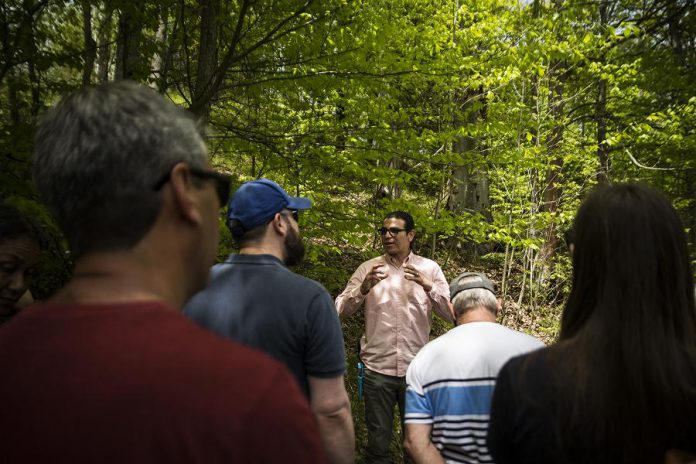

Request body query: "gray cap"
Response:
[449, 272, 496, 300]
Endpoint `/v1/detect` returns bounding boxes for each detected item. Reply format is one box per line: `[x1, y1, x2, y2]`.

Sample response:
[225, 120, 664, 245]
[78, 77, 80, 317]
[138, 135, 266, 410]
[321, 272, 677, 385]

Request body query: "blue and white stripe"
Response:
[405, 378, 496, 463]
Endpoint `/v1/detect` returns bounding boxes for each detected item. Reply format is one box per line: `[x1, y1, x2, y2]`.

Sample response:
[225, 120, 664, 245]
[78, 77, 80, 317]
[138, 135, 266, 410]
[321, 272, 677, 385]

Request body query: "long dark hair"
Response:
[556, 183, 696, 462]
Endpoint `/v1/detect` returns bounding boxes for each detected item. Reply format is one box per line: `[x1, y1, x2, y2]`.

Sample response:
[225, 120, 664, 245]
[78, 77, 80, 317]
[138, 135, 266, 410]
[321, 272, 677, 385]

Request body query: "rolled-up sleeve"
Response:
[428, 264, 453, 323]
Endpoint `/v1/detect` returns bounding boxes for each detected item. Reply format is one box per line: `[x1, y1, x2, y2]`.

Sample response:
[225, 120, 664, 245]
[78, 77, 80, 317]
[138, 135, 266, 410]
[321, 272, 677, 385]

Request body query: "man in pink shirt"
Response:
[336, 211, 453, 463]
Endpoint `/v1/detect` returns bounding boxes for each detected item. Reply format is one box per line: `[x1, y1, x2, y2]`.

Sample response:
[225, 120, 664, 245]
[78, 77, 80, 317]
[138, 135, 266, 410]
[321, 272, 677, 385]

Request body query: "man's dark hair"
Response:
[33, 81, 207, 258]
[0, 204, 44, 248]
[384, 211, 415, 231]
[229, 220, 267, 248]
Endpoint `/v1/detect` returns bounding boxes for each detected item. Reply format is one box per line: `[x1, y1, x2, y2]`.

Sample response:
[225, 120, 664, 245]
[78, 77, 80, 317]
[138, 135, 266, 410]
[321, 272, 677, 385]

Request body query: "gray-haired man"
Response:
[403, 272, 544, 464]
[0, 81, 326, 463]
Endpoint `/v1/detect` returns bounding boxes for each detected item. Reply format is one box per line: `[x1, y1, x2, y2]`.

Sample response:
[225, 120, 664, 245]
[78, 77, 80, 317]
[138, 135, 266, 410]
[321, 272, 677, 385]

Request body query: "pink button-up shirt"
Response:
[335, 251, 453, 377]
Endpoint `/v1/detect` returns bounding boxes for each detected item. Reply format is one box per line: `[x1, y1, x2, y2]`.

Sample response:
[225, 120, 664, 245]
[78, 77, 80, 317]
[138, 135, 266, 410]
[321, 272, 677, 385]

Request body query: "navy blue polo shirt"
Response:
[184, 254, 346, 396]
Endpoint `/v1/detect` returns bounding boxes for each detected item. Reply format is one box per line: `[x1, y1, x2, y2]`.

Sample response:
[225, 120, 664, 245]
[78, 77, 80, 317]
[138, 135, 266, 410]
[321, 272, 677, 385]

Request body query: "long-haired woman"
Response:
[487, 183, 696, 464]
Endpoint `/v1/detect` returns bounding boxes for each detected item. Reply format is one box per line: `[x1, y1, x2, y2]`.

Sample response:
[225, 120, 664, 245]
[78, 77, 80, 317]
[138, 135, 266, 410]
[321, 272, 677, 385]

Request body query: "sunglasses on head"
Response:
[378, 227, 408, 236]
[154, 165, 231, 207]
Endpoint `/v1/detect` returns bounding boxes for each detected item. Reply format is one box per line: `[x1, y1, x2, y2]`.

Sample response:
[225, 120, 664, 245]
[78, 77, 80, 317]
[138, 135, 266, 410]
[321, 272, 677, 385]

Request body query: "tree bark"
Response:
[20, 0, 40, 119]
[596, 1, 610, 183]
[538, 0, 568, 270]
[81, 0, 96, 86]
[152, 3, 172, 92]
[193, 0, 221, 120]
[448, 87, 490, 219]
[96, 6, 113, 82]
[115, 0, 147, 81]
[539, 59, 567, 264]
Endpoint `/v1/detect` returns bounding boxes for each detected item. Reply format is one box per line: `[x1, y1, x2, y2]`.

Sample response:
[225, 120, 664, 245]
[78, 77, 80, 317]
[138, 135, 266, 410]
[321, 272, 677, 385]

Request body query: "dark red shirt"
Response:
[0, 301, 327, 463]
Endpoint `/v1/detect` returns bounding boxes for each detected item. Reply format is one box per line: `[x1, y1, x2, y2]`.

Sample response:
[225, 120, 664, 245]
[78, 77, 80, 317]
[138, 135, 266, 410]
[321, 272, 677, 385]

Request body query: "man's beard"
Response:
[283, 227, 305, 266]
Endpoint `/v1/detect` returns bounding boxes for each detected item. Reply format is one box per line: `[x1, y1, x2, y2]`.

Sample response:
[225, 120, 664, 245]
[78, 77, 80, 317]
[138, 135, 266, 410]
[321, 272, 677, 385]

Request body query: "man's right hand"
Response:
[360, 264, 387, 295]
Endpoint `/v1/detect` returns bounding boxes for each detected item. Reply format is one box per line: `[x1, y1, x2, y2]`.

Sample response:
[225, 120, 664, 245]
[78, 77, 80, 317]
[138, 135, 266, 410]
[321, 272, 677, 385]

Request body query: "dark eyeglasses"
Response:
[154, 166, 231, 207]
[281, 209, 300, 223]
[378, 227, 408, 236]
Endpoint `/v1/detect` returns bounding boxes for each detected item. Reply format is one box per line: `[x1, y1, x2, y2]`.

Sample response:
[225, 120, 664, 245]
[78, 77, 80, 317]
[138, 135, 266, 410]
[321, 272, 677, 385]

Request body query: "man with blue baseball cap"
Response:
[185, 179, 355, 464]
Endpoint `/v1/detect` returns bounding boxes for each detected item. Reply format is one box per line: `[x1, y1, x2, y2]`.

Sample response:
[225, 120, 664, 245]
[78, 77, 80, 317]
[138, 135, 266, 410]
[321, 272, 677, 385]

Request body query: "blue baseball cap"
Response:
[227, 179, 312, 234]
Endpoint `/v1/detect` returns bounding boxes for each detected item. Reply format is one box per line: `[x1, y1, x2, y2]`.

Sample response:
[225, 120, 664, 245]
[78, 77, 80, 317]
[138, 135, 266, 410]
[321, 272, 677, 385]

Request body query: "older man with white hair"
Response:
[403, 272, 544, 464]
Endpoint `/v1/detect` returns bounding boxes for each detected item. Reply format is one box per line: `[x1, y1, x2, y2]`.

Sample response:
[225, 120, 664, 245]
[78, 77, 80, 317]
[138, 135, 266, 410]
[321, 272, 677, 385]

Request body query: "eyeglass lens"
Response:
[190, 168, 230, 207]
[378, 227, 405, 236]
[154, 166, 231, 208]
[283, 209, 299, 222]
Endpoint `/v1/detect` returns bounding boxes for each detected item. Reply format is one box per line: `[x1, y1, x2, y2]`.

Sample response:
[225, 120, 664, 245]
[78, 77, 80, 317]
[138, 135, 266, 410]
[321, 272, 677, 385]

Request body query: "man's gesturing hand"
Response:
[360, 264, 387, 295]
[403, 264, 432, 292]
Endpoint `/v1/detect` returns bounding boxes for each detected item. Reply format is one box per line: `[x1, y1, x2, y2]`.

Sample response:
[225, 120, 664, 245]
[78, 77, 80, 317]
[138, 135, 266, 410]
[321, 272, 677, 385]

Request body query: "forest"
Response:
[2, 0, 695, 459]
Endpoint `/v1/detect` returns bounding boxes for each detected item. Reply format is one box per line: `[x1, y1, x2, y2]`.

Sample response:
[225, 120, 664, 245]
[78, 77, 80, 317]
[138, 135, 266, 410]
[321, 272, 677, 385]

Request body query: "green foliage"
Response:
[3, 1, 695, 460]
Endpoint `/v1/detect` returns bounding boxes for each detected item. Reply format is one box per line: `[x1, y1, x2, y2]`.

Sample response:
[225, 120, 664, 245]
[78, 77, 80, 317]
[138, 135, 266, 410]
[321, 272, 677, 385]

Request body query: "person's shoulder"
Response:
[267, 268, 333, 305]
[424, 323, 493, 357]
[177, 321, 301, 397]
[170, 307, 303, 388]
[497, 324, 545, 347]
[503, 344, 553, 378]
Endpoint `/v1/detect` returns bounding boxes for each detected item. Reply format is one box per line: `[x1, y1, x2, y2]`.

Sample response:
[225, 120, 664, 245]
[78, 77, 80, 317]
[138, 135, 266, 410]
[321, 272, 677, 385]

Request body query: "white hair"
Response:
[452, 288, 497, 318]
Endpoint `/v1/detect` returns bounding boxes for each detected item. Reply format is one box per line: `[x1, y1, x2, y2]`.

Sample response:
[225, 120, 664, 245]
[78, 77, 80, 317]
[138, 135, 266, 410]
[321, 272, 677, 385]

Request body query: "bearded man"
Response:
[185, 179, 354, 464]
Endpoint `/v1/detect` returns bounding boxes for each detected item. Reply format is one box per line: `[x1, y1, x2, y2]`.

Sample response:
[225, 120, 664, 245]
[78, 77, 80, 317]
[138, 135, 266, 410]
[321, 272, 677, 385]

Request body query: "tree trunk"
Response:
[539, 59, 567, 265]
[537, 0, 568, 294]
[96, 6, 113, 82]
[152, 3, 172, 92]
[7, 70, 21, 129]
[686, 167, 696, 253]
[446, 87, 491, 256]
[596, 77, 609, 183]
[115, 0, 147, 81]
[596, 1, 610, 183]
[448, 88, 490, 218]
[193, 0, 221, 121]
[20, 1, 40, 119]
[81, 0, 96, 86]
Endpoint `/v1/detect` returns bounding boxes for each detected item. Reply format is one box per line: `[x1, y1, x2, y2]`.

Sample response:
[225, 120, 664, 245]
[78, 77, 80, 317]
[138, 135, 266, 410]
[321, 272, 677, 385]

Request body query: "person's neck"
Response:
[239, 242, 283, 261]
[455, 306, 497, 326]
[387, 250, 411, 265]
[49, 250, 185, 309]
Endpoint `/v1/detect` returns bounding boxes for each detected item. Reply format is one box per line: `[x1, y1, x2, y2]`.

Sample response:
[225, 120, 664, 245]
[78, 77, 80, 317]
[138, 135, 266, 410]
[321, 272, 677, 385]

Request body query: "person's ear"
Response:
[496, 297, 503, 316]
[407, 229, 415, 243]
[168, 163, 202, 225]
[271, 212, 289, 237]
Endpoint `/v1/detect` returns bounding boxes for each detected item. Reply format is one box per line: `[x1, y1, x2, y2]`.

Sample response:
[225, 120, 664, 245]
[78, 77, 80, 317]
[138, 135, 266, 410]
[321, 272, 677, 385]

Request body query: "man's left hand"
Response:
[403, 264, 432, 292]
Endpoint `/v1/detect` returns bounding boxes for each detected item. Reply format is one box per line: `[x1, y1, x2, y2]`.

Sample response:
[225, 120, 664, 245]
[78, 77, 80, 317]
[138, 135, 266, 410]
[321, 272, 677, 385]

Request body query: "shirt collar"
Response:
[225, 253, 287, 268]
[384, 250, 414, 267]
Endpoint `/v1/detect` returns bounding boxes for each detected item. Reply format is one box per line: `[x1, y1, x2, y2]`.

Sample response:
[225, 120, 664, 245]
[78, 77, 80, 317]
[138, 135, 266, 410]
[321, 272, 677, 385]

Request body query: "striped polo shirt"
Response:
[405, 322, 543, 463]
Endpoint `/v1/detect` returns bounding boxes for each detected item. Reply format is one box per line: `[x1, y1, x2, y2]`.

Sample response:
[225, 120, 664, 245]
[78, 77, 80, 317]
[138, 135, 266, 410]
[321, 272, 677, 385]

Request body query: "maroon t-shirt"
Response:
[0, 301, 327, 463]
